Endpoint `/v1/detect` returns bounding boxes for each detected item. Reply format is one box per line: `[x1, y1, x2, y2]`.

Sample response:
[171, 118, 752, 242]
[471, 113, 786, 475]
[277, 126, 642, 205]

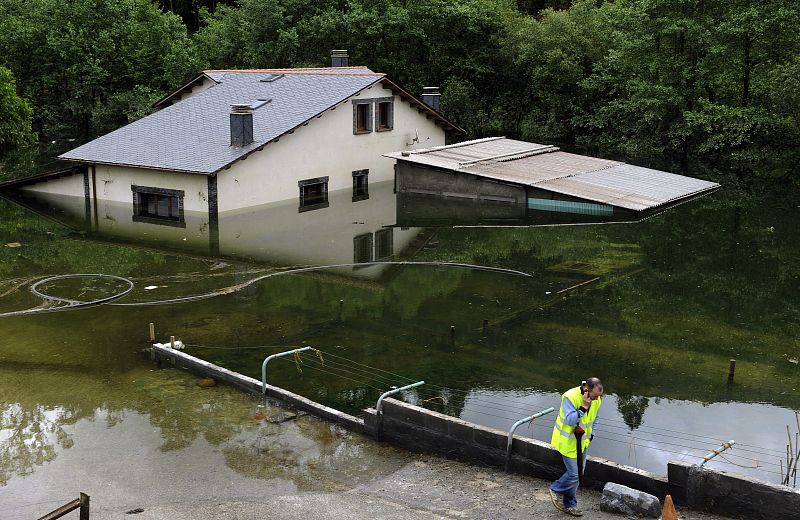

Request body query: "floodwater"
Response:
[1, 180, 799, 516]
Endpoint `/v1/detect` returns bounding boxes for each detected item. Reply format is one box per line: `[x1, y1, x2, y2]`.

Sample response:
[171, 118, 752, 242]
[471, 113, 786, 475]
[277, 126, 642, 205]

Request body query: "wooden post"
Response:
[170, 335, 175, 349]
[339, 299, 344, 320]
[727, 359, 736, 384]
[79, 493, 90, 520]
[148, 322, 155, 343]
[450, 325, 455, 346]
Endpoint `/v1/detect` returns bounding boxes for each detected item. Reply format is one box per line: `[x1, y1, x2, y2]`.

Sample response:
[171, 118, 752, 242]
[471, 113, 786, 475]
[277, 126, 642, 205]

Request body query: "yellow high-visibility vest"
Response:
[551, 386, 601, 458]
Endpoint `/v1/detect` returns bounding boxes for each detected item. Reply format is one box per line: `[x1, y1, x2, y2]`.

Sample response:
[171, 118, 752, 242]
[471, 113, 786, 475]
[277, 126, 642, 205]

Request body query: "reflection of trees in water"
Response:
[0, 369, 263, 484]
[0, 403, 74, 485]
[222, 419, 403, 490]
[616, 395, 649, 431]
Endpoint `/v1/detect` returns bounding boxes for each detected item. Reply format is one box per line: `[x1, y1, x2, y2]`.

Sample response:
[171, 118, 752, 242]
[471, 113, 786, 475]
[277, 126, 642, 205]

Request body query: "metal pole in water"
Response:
[149, 322, 155, 343]
[728, 359, 736, 384]
[339, 299, 344, 320]
[450, 325, 455, 346]
[170, 335, 175, 349]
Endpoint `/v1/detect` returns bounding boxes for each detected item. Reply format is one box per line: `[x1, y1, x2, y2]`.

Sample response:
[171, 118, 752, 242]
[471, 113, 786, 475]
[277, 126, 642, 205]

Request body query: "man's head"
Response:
[583, 377, 604, 400]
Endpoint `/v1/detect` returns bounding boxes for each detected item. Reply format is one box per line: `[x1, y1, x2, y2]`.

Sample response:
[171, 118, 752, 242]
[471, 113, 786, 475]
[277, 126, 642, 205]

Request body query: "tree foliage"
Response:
[0, 66, 35, 155]
[0, 0, 204, 140]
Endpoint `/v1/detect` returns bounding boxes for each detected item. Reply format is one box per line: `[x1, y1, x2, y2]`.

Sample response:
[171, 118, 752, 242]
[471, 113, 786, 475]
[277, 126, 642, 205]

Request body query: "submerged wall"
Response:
[152, 345, 800, 520]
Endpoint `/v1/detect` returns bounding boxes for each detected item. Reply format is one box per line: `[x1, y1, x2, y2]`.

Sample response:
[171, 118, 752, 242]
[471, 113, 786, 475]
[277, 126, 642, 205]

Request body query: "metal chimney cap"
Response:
[231, 103, 254, 114]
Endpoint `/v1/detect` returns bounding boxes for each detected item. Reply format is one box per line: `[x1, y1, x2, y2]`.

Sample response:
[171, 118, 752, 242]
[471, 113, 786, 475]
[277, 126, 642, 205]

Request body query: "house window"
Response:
[299, 176, 329, 212]
[375, 228, 393, 260]
[352, 169, 369, 201]
[377, 100, 393, 131]
[353, 233, 374, 264]
[353, 101, 372, 134]
[131, 185, 185, 227]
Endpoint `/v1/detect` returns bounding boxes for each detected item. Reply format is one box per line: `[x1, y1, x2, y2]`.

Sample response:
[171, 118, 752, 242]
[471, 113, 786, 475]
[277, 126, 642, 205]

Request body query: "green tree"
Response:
[0, 66, 35, 155]
[0, 0, 204, 140]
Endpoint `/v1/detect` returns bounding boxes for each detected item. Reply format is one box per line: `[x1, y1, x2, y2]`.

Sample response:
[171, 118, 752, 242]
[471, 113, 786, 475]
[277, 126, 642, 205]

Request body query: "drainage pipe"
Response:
[700, 440, 735, 466]
[505, 407, 555, 471]
[261, 346, 314, 393]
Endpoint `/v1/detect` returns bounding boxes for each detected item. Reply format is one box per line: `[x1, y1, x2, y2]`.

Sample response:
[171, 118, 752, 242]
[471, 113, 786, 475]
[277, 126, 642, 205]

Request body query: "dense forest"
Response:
[0, 0, 798, 186]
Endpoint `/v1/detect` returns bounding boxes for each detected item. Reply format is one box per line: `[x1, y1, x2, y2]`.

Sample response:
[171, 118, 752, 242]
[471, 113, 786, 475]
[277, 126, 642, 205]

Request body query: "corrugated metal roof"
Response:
[385, 138, 720, 211]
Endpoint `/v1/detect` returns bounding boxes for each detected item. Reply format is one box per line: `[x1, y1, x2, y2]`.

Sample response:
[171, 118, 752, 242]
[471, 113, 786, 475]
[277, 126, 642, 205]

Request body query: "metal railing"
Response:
[38, 493, 89, 520]
[261, 347, 314, 393]
[505, 407, 555, 471]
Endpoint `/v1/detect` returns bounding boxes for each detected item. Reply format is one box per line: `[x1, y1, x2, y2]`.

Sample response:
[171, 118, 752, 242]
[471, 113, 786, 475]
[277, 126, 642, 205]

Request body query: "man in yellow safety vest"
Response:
[549, 377, 603, 517]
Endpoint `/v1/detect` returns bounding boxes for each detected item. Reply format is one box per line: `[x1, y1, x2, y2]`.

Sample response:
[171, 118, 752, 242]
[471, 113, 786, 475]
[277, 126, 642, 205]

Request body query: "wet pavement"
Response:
[92, 454, 728, 520]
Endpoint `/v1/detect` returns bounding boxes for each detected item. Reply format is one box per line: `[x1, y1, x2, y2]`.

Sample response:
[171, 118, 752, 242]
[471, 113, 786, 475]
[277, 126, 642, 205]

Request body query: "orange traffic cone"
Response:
[660, 494, 678, 520]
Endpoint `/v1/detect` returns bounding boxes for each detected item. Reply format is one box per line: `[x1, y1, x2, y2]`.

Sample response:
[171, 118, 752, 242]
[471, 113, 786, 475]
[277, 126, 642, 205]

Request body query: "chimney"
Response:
[230, 104, 253, 147]
[331, 49, 349, 67]
[421, 87, 441, 112]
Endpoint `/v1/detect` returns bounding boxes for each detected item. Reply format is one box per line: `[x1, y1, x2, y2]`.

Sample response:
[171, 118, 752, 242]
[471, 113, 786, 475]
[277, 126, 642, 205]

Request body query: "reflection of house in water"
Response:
[3, 181, 421, 280]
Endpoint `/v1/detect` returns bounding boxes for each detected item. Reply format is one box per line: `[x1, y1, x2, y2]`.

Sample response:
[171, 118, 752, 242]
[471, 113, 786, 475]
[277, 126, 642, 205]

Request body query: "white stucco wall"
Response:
[216, 83, 446, 212]
[21, 172, 85, 197]
[93, 165, 209, 212]
[20, 165, 210, 213]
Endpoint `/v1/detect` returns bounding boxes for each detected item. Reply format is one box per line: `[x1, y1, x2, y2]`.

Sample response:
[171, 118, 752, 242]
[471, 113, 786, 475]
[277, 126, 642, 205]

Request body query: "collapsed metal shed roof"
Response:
[384, 137, 720, 212]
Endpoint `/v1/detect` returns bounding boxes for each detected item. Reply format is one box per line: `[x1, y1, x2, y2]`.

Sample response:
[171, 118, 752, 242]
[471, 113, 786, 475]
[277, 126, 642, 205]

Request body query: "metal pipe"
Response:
[376, 381, 425, 414]
[505, 407, 555, 471]
[261, 347, 314, 393]
[700, 440, 735, 466]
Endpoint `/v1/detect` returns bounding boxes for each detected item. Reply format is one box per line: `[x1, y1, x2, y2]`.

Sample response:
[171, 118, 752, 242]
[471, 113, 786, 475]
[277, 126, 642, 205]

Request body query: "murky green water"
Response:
[1, 180, 798, 513]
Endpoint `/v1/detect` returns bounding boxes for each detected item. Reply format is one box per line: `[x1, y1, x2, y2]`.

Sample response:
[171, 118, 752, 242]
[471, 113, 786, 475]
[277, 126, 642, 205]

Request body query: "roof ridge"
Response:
[204, 67, 382, 76]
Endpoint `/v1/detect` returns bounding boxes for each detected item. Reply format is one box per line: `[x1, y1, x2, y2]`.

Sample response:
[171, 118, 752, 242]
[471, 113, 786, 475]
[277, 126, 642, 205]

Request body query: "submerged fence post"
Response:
[79, 492, 90, 520]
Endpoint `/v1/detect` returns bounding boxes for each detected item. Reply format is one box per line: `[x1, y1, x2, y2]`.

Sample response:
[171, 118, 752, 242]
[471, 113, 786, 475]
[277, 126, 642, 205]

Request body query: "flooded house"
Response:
[8, 50, 461, 228]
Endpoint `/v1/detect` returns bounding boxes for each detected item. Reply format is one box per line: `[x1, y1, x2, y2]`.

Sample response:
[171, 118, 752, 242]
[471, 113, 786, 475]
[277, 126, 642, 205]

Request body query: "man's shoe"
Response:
[549, 489, 565, 512]
[564, 506, 584, 517]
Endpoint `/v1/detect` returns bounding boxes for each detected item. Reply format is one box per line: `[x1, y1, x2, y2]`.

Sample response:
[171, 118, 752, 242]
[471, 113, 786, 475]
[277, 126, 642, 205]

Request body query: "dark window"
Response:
[299, 177, 329, 212]
[131, 185, 185, 227]
[353, 233, 374, 264]
[375, 228, 394, 260]
[352, 169, 369, 201]
[377, 101, 393, 131]
[353, 101, 372, 134]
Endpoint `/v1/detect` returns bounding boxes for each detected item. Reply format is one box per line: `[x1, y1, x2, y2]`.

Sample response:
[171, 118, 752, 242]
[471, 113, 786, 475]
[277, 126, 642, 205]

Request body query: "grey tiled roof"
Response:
[60, 68, 384, 174]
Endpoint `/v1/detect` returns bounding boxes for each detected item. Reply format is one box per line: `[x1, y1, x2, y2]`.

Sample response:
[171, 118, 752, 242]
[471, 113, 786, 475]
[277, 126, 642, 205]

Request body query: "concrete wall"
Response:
[668, 460, 800, 519]
[216, 83, 446, 212]
[362, 399, 669, 499]
[395, 162, 526, 204]
[151, 346, 800, 519]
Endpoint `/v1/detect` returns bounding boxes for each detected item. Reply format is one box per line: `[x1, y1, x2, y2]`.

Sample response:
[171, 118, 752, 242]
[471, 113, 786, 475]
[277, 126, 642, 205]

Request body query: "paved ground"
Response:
[96, 455, 727, 520]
